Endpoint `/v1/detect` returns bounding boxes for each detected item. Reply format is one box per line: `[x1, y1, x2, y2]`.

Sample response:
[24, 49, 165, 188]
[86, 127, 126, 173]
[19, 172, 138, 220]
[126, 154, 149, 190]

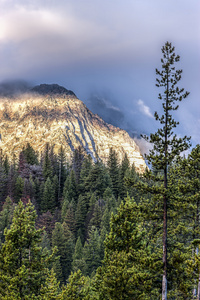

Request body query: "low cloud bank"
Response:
[0, 80, 32, 97]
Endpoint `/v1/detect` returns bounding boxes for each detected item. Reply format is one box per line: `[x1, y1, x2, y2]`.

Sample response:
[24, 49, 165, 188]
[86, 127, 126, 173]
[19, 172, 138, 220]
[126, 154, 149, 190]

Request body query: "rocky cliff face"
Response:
[0, 84, 147, 173]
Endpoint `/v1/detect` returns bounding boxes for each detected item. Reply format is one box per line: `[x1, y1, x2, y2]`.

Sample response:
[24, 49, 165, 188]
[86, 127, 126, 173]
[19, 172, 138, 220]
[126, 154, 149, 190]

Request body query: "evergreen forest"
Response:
[0, 141, 200, 299]
[0, 42, 199, 299]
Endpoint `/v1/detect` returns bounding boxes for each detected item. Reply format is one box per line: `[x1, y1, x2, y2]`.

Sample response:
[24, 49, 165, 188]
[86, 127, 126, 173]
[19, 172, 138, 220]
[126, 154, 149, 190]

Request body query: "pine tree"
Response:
[34, 177, 42, 210]
[96, 250, 136, 300]
[22, 143, 39, 165]
[43, 143, 53, 180]
[125, 163, 141, 200]
[103, 186, 114, 199]
[63, 201, 76, 236]
[63, 170, 78, 203]
[88, 202, 102, 232]
[40, 268, 62, 300]
[100, 206, 111, 233]
[61, 270, 90, 300]
[0, 196, 15, 243]
[139, 42, 191, 299]
[99, 226, 107, 261]
[95, 196, 157, 299]
[79, 154, 93, 194]
[61, 197, 69, 222]
[75, 195, 88, 243]
[52, 222, 67, 283]
[52, 222, 74, 284]
[167, 145, 200, 298]
[52, 174, 59, 207]
[62, 221, 75, 279]
[41, 177, 56, 213]
[72, 236, 85, 273]
[84, 161, 111, 198]
[82, 227, 101, 277]
[72, 146, 85, 185]
[183, 146, 200, 298]
[107, 147, 120, 199]
[0, 165, 7, 205]
[41, 230, 51, 251]
[3, 154, 9, 175]
[57, 145, 67, 199]
[52, 258, 63, 285]
[0, 200, 54, 299]
[118, 153, 130, 199]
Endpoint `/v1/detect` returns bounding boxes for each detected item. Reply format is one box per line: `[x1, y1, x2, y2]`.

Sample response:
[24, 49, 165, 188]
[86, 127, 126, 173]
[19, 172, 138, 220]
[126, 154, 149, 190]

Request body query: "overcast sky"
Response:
[0, 0, 199, 150]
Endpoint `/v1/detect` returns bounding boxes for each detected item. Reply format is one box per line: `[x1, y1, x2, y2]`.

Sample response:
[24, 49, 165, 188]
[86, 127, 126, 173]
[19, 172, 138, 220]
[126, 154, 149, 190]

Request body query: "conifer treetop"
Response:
[142, 41, 191, 170]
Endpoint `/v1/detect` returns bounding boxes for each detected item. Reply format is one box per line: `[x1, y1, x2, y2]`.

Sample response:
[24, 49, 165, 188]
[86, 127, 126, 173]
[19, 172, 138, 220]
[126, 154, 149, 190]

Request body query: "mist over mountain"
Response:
[86, 93, 125, 129]
[0, 80, 151, 156]
[0, 80, 31, 97]
[85, 92, 152, 155]
[0, 83, 147, 172]
[0, 81, 76, 98]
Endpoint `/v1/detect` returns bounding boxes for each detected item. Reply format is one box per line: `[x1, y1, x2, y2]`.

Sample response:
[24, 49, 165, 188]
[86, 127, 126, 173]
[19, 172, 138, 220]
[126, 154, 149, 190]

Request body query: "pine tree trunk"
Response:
[197, 200, 200, 299]
[193, 246, 197, 298]
[162, 193, 167, 300]
[162, 64, 169, 300]
[196, 201, 200, 298]
[162, 274, 167, 300]
[193, 288, 197, 299]
[198, 269, 200, 300]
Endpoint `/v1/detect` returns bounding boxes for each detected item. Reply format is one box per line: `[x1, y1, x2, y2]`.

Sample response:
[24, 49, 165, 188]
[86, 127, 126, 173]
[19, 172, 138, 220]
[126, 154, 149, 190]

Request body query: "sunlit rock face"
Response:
[0, 84, 147, 173]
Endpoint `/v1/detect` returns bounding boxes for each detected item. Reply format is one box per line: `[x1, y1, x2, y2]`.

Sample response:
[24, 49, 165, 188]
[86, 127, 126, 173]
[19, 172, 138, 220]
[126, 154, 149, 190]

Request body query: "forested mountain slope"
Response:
[0, 84, 146, 173]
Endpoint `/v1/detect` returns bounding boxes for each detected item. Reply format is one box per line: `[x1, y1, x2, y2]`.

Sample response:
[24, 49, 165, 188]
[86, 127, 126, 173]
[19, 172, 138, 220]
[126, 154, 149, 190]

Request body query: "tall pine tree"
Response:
[140, 42, 190, 299]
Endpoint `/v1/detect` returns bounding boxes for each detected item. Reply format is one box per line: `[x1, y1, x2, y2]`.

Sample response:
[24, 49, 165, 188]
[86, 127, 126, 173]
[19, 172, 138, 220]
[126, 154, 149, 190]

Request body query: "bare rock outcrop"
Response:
[0, 84, 147, 173]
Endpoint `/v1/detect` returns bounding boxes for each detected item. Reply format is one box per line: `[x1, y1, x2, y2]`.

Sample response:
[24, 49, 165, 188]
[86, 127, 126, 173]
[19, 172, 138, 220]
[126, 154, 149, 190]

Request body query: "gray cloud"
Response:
[0, 80, 32, 97]
[137, 99, 154, 119]
[0, 0, 199, 147]
[1, 0, 198, 73]
[86, 93, 126, 129]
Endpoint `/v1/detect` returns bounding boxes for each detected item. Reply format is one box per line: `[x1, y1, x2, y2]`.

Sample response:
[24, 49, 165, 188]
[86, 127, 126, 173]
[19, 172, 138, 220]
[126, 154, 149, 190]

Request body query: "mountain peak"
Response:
[31, 84, 76, 97]
[0, 89, 147, 173]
